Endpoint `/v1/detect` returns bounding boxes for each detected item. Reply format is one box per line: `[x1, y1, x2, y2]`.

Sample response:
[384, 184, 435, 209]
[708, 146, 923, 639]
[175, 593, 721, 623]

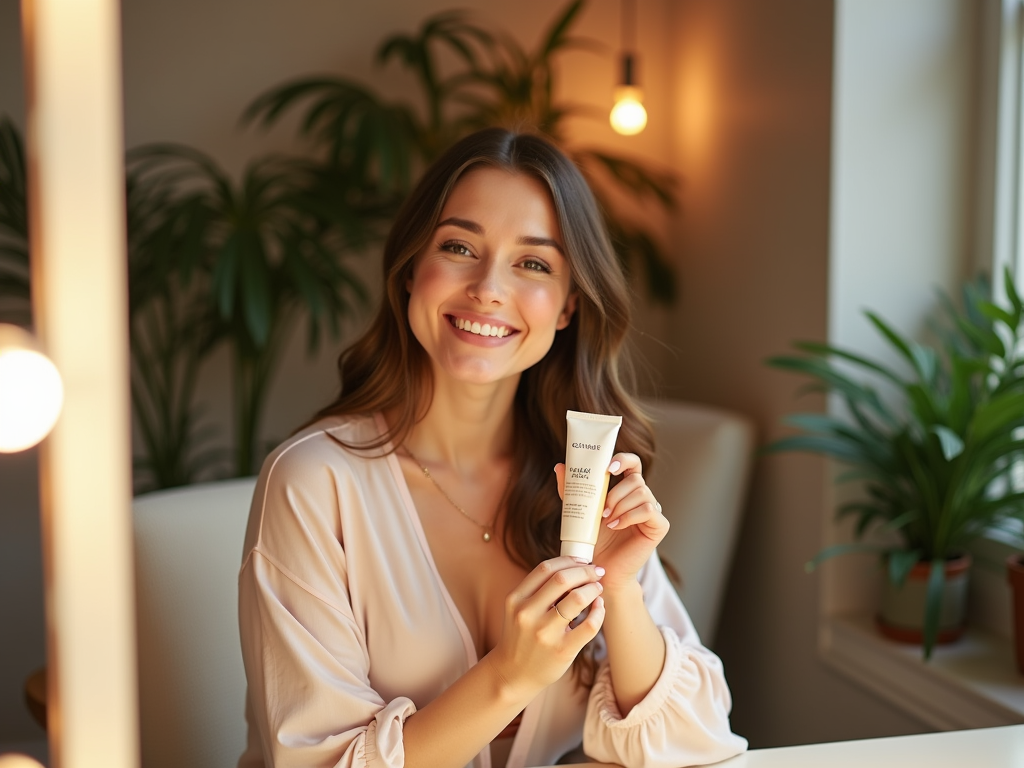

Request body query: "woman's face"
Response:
[406, 166, 577, 388]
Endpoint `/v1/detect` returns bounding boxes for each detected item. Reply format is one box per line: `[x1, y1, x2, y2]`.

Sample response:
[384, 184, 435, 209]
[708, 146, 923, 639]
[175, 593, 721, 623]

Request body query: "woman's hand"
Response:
[555, 453, 669, 592]
[485, 557, 605, 699]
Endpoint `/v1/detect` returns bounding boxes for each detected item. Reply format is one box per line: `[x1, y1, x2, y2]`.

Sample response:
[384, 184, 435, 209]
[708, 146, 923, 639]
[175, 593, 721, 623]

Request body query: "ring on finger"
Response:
[553, 603, 571, 622]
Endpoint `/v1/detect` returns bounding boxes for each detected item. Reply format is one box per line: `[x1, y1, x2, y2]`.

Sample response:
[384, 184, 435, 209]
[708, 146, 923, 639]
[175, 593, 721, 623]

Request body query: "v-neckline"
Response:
[375, 413, 540, 768]
[379, 414, 480, 664]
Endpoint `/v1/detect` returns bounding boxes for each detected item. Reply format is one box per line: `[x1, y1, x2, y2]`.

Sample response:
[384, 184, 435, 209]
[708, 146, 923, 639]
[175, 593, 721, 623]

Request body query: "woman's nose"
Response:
[467, 258, 508, 304]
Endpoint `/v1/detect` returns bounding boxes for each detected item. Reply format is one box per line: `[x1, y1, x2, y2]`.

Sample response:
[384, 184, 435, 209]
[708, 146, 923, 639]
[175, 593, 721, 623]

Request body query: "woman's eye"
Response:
[522, 259, 552, 273]
[440, 241, 472, 257]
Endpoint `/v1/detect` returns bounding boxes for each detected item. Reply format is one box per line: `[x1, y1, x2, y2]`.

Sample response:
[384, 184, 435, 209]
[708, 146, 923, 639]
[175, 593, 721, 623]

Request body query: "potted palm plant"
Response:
[1, 116, 387, 486]
[243, 0, 679, 303]
[767, 271, 1024, 659]
[125, 145, 391, 479]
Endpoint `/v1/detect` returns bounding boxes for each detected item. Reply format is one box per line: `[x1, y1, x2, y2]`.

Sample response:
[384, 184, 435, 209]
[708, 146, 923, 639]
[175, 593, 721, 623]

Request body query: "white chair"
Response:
[130, 400, 754, 765]
[642, 399, 756, 645]
[133, 477, 256, 768]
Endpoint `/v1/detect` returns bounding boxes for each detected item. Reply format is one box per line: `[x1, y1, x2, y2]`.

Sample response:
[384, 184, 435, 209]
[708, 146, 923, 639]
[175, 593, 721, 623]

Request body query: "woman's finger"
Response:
[553, 463, 566, 501]
[607, 503, 669, 535]
[508, 559, 601, 614]
[608, 482, 659, 517]
[566, 596, 605, 652]
[603, 472, 648, 513]
[608, 452, 642, 477]
[551, 580, 603, 624]
[529, 564, 604, 620]
[506, 557, 580, 609]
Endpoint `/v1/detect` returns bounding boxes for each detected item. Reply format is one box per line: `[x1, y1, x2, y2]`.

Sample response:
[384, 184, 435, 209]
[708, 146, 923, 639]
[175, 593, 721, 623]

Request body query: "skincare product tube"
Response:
[560, 410, 623, 562]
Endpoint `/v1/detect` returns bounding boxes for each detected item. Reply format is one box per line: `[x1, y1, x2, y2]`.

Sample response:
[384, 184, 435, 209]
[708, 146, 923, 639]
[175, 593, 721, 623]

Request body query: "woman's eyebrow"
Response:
[436, 217, 564, 255]
[436, 217, 483, 234]
[517, 235, 564, 255]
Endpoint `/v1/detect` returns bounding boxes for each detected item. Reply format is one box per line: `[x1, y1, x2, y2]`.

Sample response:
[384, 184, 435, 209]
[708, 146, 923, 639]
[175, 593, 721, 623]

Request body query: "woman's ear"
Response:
[556, 292, 578, 330]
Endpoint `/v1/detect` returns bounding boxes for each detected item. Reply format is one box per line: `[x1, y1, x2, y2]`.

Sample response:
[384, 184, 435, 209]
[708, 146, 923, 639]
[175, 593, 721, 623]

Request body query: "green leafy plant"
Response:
[244, 0, 679, 302]
[0, 117, 30, 327]
[125, 160, 224, 490]
[0, 116, 381, 485]
[0, 116, 227, 487]
[126, 145, 383, 478]
[767, 271, 1024, 658]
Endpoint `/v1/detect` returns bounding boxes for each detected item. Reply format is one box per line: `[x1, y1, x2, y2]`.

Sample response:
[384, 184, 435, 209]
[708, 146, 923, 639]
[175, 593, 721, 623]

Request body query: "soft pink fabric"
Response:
[238, 414, 747, 768]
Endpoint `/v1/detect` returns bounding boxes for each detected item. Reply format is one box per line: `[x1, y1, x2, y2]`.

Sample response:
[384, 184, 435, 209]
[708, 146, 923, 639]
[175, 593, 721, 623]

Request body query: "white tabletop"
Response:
[557, 725, 1024, 768]
[714, 724, 1024, 767]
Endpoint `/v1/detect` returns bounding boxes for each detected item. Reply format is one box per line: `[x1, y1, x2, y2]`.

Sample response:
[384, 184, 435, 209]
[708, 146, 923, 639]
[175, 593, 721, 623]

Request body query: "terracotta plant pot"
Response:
[876, 554, 971, 645]
[1006, 554, 1024, 674]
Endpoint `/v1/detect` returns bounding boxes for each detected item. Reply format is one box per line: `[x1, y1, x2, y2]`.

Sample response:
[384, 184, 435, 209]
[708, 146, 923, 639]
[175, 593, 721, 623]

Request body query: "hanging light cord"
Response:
[621, 0, 637, 54]
[620, 0, 637, 86]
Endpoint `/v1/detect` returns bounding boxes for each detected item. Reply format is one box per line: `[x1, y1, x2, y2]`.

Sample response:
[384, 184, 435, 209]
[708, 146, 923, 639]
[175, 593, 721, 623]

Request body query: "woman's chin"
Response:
[434, 358, 521, 388]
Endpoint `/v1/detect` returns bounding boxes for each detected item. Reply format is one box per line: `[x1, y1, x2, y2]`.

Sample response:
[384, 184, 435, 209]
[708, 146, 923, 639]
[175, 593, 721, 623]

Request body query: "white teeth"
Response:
[452, 316, 510, 337]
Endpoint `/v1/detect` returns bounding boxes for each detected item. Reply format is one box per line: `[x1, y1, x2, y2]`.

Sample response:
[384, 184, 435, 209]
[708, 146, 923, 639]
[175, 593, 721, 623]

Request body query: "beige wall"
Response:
[663, 0, 982, 749]
[663, 0, 924, 747]
[0, 0, 988, 752]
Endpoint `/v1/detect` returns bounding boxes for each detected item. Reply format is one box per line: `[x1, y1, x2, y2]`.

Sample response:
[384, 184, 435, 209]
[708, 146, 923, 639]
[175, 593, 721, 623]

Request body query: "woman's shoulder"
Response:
[244, 413, 396, 553]
[259, 412, 391, 485]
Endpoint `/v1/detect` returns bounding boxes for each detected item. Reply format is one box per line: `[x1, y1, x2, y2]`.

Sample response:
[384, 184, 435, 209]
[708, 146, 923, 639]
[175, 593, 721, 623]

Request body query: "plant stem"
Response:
[233, 310, 292, 477]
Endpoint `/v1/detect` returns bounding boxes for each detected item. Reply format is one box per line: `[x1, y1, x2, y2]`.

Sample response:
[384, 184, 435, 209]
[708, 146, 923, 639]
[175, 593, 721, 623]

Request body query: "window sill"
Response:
[820, 615, 1024, 730]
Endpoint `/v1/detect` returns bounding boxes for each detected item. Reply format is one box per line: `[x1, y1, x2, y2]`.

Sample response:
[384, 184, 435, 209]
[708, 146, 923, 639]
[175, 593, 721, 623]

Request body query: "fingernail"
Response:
[608, 461, 621, 473]
[595, 596, 605, 609]
[572, 556, 589, 564]
[596, 581, 604, 592]
[602, 507, 611, 518]
[607, 519, 619, 529]
[595, 566, 606, 577]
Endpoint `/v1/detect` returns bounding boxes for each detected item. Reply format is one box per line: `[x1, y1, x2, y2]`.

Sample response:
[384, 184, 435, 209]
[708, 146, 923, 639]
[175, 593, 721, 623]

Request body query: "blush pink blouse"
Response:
[237, 414, 747, 768]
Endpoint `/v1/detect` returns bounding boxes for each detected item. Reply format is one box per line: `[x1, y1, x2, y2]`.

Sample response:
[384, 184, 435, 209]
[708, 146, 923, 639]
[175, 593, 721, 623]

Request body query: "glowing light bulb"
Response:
[0, 324, 64, 453]
[610, 86, 648, 136]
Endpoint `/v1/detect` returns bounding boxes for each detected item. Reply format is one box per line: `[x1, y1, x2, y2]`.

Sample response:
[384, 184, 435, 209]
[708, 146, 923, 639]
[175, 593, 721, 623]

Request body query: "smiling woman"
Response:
[236, 128, 747, 768]
[406, 168, 577, 388]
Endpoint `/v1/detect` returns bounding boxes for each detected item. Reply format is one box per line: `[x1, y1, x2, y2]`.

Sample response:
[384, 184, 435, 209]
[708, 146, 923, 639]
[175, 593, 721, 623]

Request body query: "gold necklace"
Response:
[404, 447, 511, 543]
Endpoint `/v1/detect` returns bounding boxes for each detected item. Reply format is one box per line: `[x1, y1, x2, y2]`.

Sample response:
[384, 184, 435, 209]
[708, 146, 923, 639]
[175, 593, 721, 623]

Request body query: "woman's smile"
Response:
[406, 167, 576, 386]
[445, 311, 518, 346]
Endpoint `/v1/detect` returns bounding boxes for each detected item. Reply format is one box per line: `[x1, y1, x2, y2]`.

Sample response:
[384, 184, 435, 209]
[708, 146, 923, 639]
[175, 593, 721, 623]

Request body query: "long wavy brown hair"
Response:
[311, 127, 654, 575]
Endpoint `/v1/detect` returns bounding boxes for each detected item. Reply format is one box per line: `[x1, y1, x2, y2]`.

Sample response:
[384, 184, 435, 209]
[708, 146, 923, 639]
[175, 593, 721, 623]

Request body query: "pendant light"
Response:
[609, 0, 647, 136]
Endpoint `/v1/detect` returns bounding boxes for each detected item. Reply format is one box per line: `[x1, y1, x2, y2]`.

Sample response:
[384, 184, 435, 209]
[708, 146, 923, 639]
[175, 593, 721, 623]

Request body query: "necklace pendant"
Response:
[482, 530, 492, 543]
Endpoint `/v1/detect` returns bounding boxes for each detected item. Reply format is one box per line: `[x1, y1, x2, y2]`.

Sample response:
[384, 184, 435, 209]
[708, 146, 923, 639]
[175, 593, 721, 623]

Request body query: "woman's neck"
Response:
[402, 375, 519, 476]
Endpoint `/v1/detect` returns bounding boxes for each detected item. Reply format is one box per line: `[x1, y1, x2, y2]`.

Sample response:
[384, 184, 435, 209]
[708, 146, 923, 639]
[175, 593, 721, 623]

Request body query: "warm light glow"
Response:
[0, 755, 45, 768]
[0, 324, 64, 453]
[610, 86, 648, 135]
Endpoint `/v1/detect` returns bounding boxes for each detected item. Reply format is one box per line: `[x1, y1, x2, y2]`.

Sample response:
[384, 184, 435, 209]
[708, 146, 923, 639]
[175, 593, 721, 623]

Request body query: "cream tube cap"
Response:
[560, 541, 594, 562]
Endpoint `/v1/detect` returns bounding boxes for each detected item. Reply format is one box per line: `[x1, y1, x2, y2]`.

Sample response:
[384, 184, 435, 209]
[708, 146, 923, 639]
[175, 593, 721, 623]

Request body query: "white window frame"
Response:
[971, 0, 1024, 639]
[981, 0, 1024, 290]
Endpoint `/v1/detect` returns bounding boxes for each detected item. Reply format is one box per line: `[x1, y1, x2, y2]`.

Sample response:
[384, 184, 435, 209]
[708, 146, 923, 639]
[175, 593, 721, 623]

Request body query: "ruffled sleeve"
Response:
[238, 431, 417, 768]
[582, 555, 748, 768]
